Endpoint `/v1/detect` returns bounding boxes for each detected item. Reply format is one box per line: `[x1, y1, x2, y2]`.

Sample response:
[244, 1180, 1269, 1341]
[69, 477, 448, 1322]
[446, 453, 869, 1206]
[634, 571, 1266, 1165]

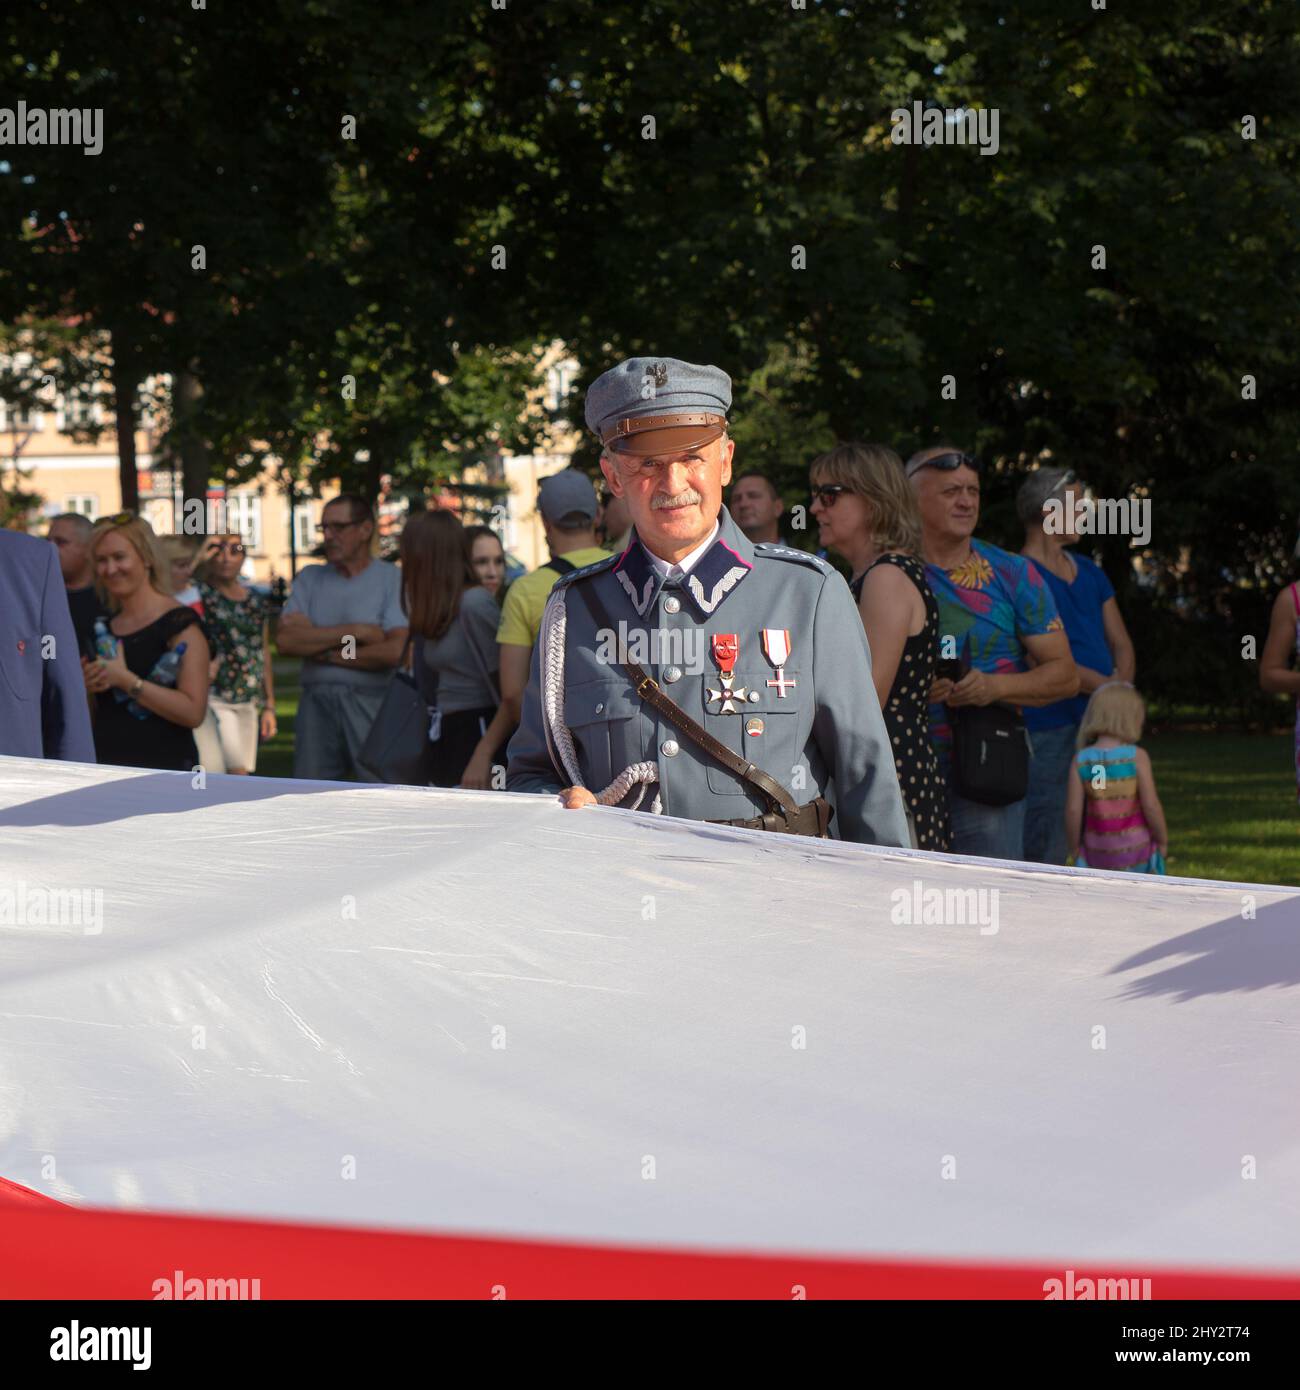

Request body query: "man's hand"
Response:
[558, 786, 597, 809]
[928, 677, 955, 704]
[82, 655, 111, 695]
[459, 748, 494, 790]
[349, 624, 385, 647]
[946, 669, 1004, 707]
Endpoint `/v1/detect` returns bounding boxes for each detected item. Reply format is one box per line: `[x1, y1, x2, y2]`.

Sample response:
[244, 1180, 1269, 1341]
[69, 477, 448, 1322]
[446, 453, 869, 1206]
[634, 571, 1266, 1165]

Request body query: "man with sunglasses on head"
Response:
[907, 447, 1078, 861]
[277, 493, 408, 781]
[506, 357, 908, 846]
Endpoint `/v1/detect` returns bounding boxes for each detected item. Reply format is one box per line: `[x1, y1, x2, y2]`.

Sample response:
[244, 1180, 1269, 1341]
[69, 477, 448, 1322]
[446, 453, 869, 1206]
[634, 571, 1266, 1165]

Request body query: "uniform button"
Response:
[594, 702, 604, 713]
[663, 665, 682, 683]
[663, 595, 681, 614]
[661, 739, 679, 757]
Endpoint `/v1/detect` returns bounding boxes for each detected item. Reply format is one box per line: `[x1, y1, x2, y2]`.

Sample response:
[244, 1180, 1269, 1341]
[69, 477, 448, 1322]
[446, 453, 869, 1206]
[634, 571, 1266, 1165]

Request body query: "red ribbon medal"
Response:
[707, 634, 750, 715]
[711, 634, 739, 676]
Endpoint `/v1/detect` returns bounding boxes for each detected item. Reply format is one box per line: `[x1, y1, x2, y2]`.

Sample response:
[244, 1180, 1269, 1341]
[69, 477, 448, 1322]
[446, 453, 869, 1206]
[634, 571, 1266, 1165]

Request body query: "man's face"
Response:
[600, 434, 733, 559]
[913, 464, 980, 543]
[48, 518, 90, 582]
[320, 502, 371, 565]
[729, 476, 782, 533]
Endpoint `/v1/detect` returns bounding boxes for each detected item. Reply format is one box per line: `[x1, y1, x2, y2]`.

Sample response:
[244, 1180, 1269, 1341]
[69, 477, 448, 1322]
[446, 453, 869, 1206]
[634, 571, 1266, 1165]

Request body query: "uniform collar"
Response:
[644, 522, 719, 580]
[611, 507, 754, 619]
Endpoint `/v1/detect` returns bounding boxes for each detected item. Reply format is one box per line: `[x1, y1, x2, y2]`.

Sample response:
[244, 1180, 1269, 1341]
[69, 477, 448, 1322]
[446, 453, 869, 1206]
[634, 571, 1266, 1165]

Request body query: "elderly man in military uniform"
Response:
[505, 357, 909, 846]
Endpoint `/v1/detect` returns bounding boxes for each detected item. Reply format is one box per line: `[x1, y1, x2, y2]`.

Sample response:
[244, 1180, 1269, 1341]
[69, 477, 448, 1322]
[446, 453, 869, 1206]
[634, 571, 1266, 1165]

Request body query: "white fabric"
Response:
[644, 521, 719, 580]
[194, 698, 260, 774]
[1, 754, 1298, 1269]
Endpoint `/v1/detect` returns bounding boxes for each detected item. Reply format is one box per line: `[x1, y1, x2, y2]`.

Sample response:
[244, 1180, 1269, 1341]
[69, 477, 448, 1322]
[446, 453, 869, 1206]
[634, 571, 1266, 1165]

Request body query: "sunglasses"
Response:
[905, 451, 979, 478]
[100, 511, 136, 527]
[811, 484, 849, 507]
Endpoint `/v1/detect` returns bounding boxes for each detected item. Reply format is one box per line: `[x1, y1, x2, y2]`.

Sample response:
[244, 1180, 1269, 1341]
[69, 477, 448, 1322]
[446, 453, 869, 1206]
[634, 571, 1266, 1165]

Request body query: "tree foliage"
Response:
[1, 0, 1296, 720]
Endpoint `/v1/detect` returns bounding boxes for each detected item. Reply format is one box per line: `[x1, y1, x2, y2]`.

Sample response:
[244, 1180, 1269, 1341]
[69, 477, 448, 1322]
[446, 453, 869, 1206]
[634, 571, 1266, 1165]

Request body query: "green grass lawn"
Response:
[256, 655, 301, 780]
[1145, 730, 1296, 887]
[256, 655, 1297, 887]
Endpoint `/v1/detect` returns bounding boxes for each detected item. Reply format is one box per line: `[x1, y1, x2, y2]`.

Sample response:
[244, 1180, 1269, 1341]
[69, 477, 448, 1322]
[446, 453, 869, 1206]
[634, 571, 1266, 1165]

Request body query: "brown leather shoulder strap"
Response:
[570, 577, 799, 819]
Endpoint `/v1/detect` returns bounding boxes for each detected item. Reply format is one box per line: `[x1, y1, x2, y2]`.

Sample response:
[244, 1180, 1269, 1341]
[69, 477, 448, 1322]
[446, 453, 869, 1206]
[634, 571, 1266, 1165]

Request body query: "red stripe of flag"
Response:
[1, 1188, 1297, 1300]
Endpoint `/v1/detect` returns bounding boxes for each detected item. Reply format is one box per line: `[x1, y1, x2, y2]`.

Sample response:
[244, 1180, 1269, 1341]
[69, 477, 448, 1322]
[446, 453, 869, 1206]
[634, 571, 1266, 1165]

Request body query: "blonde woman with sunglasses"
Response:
[192, 533, 276, 774]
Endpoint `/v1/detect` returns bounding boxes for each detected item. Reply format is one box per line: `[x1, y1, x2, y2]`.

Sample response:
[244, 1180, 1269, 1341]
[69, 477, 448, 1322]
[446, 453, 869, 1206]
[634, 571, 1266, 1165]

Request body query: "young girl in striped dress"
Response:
[1066, 682, 1169, 873]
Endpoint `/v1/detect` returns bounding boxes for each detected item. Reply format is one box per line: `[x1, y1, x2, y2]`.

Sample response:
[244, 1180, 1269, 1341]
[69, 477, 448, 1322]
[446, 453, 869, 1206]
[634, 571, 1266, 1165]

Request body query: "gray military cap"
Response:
[585, 356, 732, 457]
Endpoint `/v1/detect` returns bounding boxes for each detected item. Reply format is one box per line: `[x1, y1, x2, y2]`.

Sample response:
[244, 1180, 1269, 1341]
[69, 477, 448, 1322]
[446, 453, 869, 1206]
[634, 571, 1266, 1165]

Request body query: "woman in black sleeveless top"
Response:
[810, 444, 951, 851]
[81, 515, 211, 771]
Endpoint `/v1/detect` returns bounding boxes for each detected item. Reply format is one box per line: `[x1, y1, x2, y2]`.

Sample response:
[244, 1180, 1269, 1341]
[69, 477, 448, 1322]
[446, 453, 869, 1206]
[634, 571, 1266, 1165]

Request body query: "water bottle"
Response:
[93, 618, 129, 703]
[127, 642, 187, 719]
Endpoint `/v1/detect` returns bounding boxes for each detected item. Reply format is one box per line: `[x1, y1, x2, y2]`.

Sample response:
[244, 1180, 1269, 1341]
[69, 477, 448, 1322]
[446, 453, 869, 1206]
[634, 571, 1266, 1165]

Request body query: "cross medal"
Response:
[706, 633, 750, 714]
[762, 628, 796, 697]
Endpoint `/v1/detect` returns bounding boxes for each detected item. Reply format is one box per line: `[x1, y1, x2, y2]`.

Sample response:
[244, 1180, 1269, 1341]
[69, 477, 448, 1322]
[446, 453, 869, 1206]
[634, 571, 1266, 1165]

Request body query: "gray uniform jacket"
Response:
[505, 507, 910, 847]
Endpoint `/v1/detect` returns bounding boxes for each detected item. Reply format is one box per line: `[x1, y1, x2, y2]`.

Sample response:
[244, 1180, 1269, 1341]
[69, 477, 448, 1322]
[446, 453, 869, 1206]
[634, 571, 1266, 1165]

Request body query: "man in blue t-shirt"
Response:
[1018, 468, 1137, 864]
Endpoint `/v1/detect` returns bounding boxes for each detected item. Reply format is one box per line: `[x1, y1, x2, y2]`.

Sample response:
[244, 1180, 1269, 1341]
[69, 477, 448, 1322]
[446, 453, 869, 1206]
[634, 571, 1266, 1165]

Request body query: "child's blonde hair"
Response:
[157, 532, 204, 588]
[1076, 681, 1147, 750]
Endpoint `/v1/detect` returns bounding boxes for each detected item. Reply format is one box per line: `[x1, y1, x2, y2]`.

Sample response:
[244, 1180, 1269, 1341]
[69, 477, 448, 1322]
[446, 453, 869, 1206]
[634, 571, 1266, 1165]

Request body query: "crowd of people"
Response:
[9, 442, 1300, 875]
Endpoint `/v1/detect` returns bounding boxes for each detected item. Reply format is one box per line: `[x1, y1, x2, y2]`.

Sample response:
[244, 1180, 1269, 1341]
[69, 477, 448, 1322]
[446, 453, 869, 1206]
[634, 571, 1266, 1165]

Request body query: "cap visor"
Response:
[609, 424, 724, 458]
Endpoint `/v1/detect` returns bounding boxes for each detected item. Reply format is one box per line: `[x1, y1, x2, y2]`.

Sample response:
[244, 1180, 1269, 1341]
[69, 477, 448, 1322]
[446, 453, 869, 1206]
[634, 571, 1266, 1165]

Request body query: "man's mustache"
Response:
[651, 489, 702, 510]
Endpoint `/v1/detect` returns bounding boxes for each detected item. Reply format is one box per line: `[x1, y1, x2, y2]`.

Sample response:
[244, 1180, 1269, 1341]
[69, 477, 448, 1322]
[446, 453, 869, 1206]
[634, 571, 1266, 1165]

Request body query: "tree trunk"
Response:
[175, 364, 211, 525]
[109, 335, 140, 513]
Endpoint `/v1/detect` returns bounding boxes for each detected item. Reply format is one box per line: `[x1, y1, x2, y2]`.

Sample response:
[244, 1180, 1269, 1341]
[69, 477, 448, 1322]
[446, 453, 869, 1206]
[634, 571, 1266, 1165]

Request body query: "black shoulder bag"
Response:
[949, 703, 1030, 807]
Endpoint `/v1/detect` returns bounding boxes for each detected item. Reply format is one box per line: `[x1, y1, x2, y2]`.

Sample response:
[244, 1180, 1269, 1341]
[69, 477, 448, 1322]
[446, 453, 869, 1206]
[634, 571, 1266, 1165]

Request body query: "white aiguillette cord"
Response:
[539, 584, 662, 813]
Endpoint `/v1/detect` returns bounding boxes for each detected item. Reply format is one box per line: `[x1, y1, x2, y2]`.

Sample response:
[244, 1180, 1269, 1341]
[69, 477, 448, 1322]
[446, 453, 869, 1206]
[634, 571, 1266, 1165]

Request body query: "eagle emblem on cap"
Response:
[650, 361, 669, 387]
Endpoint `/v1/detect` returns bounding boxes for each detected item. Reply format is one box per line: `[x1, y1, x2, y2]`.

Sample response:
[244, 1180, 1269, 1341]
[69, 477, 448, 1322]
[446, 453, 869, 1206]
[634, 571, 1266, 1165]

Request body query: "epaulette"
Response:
[551, 553, 621, 589]
[752, 543, 834, 574]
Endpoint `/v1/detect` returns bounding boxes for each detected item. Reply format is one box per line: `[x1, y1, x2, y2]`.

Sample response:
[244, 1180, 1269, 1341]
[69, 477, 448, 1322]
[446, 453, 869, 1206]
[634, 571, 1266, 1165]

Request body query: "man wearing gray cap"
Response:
[505, 356, 909, 846]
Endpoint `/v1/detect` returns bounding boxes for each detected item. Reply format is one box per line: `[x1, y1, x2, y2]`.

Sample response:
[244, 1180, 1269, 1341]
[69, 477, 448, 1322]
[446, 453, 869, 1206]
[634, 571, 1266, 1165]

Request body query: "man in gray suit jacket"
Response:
[506, 357, 908, 847]
[0, 528, 96, 762]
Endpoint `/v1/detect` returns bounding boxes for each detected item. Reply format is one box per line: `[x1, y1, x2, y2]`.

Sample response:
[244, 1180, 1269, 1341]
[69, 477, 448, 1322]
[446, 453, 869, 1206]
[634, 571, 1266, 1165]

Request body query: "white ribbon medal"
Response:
[761, 628, 796, 698]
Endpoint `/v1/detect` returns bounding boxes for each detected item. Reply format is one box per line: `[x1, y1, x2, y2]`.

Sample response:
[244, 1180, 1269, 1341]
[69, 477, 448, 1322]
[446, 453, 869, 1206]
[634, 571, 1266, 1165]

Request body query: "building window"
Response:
[545, 363, 575, 411]
[2, 399, 36, 430]
[224, 494, 262, 551]
[293, 503, 316, 553]
[63, 495, 98, 519]
[59, 394, 98, 431]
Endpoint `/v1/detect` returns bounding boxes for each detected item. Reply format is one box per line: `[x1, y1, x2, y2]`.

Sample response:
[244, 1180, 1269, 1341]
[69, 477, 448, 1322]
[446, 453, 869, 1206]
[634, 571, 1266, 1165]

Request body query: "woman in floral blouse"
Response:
[193, 533, 276, 773]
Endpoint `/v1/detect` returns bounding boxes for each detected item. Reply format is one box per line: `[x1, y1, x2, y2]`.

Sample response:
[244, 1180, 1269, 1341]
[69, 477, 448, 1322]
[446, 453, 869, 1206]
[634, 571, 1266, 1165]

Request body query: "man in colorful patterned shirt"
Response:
[907, 447, 1078, 860]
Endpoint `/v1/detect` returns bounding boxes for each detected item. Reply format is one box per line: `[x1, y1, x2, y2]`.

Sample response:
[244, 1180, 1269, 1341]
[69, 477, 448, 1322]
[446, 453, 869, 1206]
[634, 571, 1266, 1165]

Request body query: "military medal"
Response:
[706, 633, 750, 714]
[762, 628, 797, 698]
